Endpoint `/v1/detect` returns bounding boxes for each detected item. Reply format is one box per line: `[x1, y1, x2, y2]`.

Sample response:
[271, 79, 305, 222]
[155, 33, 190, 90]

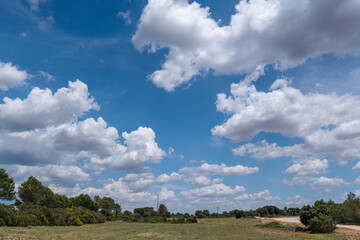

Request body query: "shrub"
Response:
[0, 218, 5, 226]
[171, 217, 185, 224]
[185, 216, 197, 223]
[308, 213, 336, 233]
[235, 210, 246, 219]
[74, 217, 83, 226]
[300, 205, 314, 226]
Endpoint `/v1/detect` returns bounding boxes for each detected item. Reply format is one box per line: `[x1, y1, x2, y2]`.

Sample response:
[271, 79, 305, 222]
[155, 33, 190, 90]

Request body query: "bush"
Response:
[309, 213, 336, 233]
[171, 217, 185, 224]
[74, 217, 83, 226]
[0, 218, 5, 226]
[235, 210, 246, 219]
[186, 216, 197, 223]
[300, 205, 313, 226]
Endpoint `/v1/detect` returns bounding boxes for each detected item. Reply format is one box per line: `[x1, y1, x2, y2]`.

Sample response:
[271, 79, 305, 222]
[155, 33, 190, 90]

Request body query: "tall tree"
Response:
[18, 176, 56, 207]
[0, 168, 15, 201]
[158, 204, 169, 216]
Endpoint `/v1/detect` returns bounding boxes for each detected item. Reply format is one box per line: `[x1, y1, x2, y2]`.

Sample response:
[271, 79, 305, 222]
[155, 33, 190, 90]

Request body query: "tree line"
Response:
[0, 168, 196, 226]
[2, 167, 360, 232]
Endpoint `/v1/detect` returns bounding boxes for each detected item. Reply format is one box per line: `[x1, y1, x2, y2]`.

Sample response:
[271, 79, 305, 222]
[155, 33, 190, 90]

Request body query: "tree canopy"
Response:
[0, 168, 15, 201]
[18, 176, 56, 207]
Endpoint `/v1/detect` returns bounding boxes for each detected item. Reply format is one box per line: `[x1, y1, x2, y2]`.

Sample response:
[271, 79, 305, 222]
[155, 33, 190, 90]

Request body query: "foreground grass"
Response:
[0, 218, 345, 240]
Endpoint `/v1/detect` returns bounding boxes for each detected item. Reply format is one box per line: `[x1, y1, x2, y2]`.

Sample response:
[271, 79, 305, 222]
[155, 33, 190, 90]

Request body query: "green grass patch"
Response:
[0, 218, 344, 240]
[257, 221, 295, 231]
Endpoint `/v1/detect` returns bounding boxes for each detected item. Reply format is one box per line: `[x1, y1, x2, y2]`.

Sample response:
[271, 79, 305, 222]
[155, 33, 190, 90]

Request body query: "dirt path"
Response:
[271, 217, 360, 231]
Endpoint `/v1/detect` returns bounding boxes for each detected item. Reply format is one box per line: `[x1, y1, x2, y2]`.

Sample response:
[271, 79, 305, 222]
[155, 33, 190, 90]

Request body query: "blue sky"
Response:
[1, 0, 360, 213]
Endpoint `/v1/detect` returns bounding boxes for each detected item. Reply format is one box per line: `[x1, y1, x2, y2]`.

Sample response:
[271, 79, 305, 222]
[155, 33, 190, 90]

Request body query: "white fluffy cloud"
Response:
[180, 183, 245, 198]
[0, 80, 166, 172]
[180, 163, 259, 176]
[235, 190, 282, 210]
[233, 140, 304, 160]
[0, 117, 119, 165]
[56, 174, 177, 210]
[2, 164, 91, 188]
[0, 119, 166, 170]
[281, 158, 347, 192]
[0, 80, 99, 132]
[213, 79, 360, 142]
[86, 126, 166, 171]
[283, 159, 328, 177]
[218, 79, 360, 163]
[285, 195, 311, 207]
[283, 176, 348, 193]
[310, 177, 347, 192]
[0, 62, 29, 91]
[156, 172, 183, 184]
[186, 176, 223, 186]
[133, 0, 360, 91]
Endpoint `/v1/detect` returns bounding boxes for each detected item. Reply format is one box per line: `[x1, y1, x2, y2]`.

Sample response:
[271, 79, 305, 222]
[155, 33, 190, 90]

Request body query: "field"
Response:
[0, 218, 349, 240]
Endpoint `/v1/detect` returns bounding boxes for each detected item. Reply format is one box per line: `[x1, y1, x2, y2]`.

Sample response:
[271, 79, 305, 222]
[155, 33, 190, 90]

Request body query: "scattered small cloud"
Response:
[38, 16, 54, 30]
[19, 32, 28, 38]
[117, 10, 131, 25]
[38, 71, 55, 81]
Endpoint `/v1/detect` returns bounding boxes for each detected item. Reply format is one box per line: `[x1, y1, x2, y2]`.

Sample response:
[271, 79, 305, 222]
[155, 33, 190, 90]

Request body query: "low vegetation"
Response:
[0, 218, 343, 240]
[298, 193, 360, 233]
[2, 167, 360, 237]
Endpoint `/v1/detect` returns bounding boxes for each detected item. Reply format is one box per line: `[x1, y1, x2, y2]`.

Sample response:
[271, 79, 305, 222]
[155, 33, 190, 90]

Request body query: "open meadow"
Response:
[0, 218, 349, 240]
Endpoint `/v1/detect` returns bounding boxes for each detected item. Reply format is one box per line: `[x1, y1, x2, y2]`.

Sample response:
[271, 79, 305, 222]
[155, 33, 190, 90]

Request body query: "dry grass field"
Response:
[0, 218, 350, 240]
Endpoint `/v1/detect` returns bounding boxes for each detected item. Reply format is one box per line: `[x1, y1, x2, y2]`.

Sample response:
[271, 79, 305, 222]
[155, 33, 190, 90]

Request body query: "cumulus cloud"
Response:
[86, 126, 166, 171]
[133, 0, 360, 91]
[217, 79, 360, 163]
[156, 172, 183, 184]
[2, 164, 91, 188]
[54, 174, 177, 210]
[180, 183, 245, 198]
[235, 190, 282, 210]
[0, 119, 166, 170]
[186, 176, 223, 186]
[180, 163, 259, 176]
[285, 195, 311, 207]
[213, 79, 360, 142]
[232, 140, 304, 160]
[280, 158, 346, 191]
[310, 177, 348, 192]
[159, 187, 175, 201]
[0, 117, 117, 165]
[0, 80, 166, 172]
[283, 159, 328, 177]
[236, 190, 276, 201]
[0, 80, 99, 132]
[0, 62, 29, 91]
[283, 176, 348, 193]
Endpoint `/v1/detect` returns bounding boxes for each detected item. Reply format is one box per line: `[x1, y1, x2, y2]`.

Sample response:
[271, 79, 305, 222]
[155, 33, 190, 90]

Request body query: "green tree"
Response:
[71, 194, 99, 211]
[18, 176, 56, 207]
[300, 205, 314, 226]
[158, 204, 169, 216]
[0, 169, 15, 201]
[54, 194, 71, 208]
